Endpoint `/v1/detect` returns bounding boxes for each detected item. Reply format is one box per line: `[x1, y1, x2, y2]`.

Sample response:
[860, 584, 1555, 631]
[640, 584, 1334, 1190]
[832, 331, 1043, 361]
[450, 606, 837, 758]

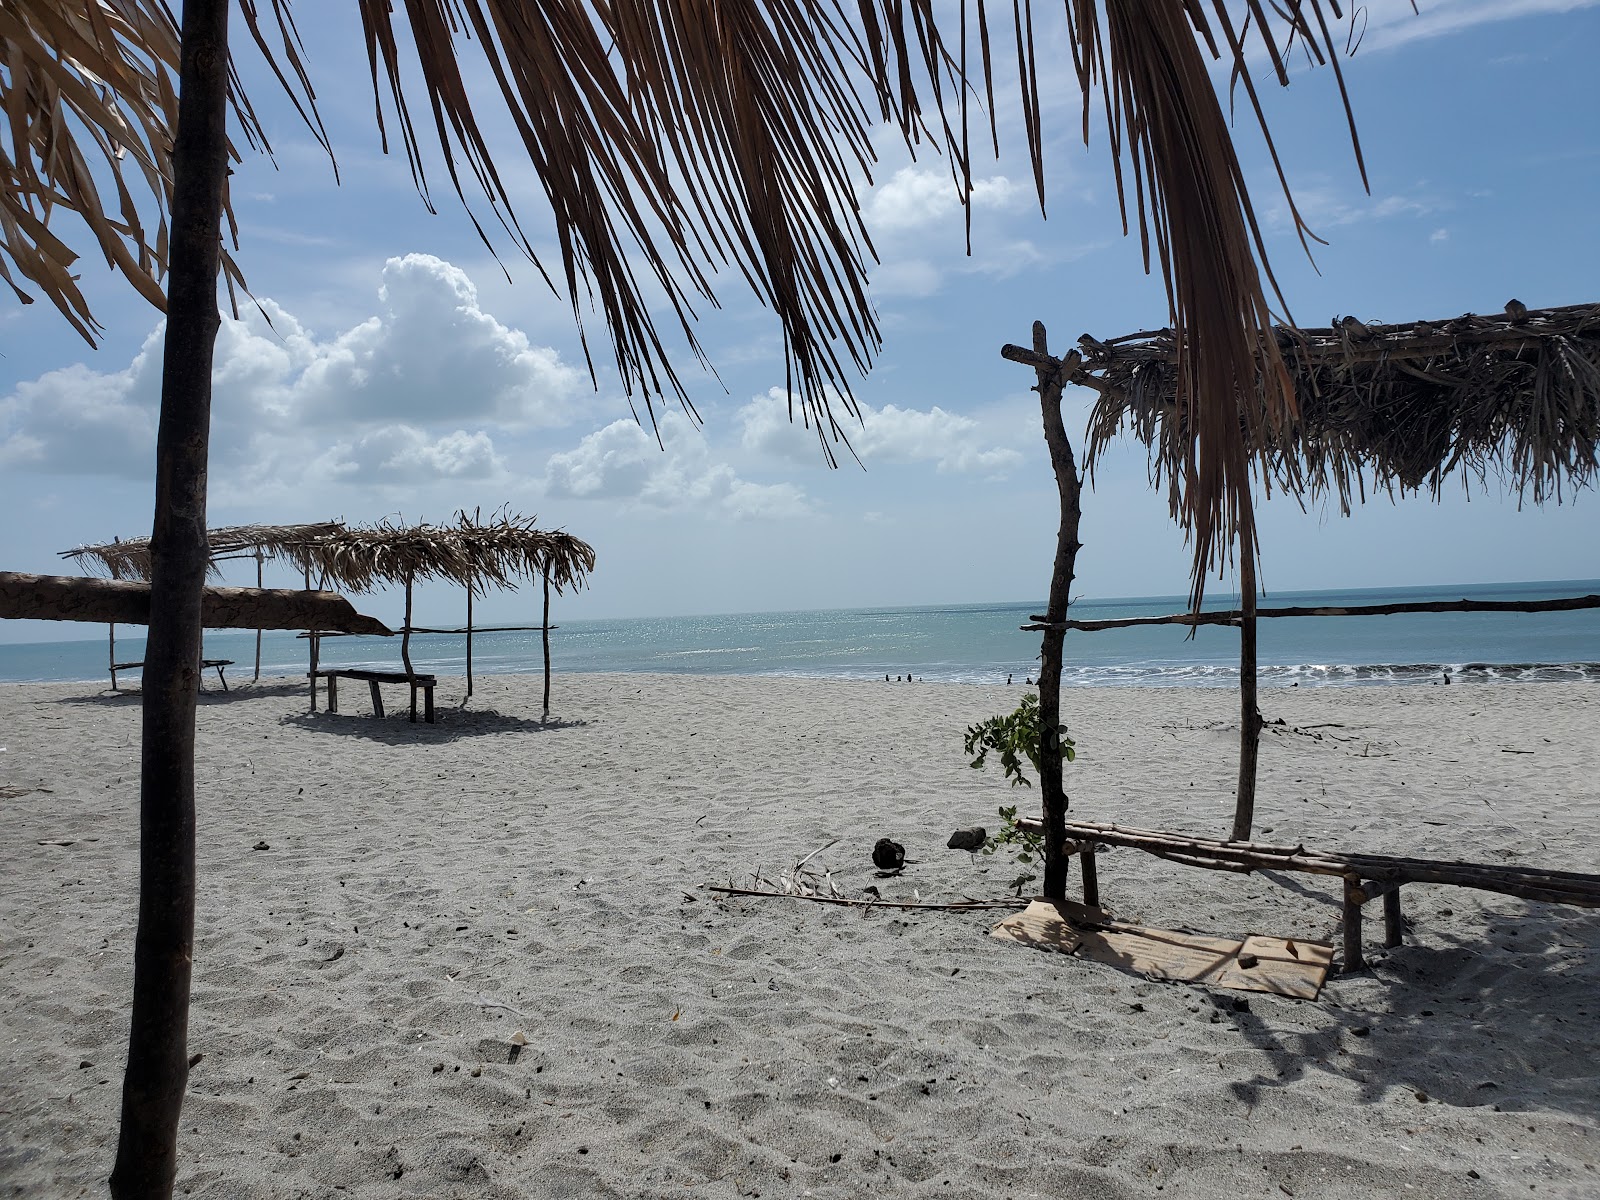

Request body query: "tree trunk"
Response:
[1231, 521, 1261, 843]
[110, 2, 232, 1196]
[1031, 323, 1084, 901]
[542, 573, 553, 720]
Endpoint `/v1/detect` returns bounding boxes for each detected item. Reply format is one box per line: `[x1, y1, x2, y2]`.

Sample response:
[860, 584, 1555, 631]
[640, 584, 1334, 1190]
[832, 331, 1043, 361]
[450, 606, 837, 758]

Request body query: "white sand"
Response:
[1, 673, 1597, 1198]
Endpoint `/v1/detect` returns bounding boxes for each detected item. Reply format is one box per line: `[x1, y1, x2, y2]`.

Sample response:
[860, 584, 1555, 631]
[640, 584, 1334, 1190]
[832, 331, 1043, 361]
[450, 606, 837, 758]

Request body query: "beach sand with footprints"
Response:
[2, 673, 1597, 1197]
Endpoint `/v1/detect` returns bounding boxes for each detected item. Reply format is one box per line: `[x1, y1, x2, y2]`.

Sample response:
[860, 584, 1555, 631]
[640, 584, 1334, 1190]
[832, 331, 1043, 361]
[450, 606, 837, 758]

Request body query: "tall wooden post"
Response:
[109, 623, 117, 691]
[1231, 522, 1263, 842]
[466, 581, 474, 698]
[305, 564, 318, 712]
[401, 573, 416, 679]
[111, 1, 231, 1193]
[253, 548, 263, 681]
[542, 572, 553, 720]
[1030, 323, 1085, 902]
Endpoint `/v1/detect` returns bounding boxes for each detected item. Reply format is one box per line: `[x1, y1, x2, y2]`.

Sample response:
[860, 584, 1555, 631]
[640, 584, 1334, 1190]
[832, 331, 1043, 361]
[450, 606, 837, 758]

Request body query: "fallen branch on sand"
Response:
[706, 885, 1029, 912]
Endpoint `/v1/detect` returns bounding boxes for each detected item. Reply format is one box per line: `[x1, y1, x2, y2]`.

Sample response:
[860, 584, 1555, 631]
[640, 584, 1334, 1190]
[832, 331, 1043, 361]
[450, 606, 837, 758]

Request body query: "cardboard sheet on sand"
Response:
[991, 898, 1333, 999]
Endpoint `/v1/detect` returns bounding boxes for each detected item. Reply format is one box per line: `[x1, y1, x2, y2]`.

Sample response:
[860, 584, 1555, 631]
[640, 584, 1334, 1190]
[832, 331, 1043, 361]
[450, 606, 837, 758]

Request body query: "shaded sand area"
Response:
[2, 673, 1597, 1198]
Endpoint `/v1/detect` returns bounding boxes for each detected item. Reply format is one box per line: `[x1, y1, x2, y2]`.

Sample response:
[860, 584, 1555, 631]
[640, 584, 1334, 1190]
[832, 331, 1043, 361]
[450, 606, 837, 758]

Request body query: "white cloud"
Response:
[310, 426, 503, 483]
[1430, 228, 1450, 244]
[0, 254, 583, 491]
[546, 413, 809, 519]
[1358, 0, 1600, 53]
[863, 166, 1023, 236]
[739, 388, 1024, 476]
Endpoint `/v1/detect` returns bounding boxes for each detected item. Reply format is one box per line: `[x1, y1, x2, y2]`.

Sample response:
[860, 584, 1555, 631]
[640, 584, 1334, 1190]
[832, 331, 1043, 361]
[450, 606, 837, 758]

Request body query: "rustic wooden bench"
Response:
[1016, 817, 1600, 972]
[309, 668, 437, 723]
[112, 658, 234, 691]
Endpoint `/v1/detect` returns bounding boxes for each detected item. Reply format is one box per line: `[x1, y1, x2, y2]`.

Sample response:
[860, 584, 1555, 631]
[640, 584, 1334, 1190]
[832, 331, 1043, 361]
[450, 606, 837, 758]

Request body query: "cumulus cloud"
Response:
[546, 413, 809, 518]
[0, 254, 582, 489]
[739, 388, 1023, 476]
[863, 166, 1022, 237]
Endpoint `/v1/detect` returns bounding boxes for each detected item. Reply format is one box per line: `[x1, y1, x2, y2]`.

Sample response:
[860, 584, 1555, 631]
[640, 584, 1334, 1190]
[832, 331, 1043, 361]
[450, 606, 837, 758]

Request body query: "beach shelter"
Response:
[63, 514, 595, 713]
[1005, 300, 1600, 891]
[286, 512, 596, 717]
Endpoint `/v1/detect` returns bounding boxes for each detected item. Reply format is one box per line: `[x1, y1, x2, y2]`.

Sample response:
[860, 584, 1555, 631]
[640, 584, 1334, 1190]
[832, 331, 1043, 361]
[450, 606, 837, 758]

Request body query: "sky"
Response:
[3, 0, 1599, 641]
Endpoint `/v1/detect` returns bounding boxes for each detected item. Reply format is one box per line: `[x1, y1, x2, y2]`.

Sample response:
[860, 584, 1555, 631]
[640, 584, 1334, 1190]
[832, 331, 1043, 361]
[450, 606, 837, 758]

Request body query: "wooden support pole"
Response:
[466, 581, 475, 699]
[402, 574, 416, 722]
[1027, 323, 1086, 902]
[542, 573, 553, 720]
[1343, 879, 1365, 972]
[1383, 887, 1405, 948]
[1232, 540, 1261, 842]
[306, 564, 317, 712]
[253, 549, 263, 682]
[109, 622, 117, 691]
[1080, 851, 1100, 910]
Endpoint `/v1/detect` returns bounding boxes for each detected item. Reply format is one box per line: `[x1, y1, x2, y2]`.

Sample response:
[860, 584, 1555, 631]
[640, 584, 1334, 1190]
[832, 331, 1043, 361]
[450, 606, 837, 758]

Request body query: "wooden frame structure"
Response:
[1003, 300, 1600, 901]
[61, 512, 594, 716]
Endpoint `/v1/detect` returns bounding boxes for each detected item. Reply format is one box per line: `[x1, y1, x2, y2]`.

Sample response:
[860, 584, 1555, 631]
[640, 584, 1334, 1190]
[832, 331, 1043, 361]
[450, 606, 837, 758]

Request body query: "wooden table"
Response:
[310, 668, 437, 723]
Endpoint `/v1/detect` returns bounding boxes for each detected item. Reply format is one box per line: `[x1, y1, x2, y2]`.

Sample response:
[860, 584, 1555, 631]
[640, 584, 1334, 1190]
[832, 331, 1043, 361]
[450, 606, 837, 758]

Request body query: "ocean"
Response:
[4, 579, 1598, 689]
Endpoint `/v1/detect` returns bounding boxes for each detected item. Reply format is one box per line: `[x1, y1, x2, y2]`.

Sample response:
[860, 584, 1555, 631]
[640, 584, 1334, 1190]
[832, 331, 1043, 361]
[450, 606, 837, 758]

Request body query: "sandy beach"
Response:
[1, 672, 1597, 1198]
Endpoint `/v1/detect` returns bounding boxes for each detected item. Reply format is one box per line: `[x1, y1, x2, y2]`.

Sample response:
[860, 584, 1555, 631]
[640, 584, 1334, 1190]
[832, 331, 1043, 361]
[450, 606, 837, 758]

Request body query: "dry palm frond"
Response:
[19, 2, 1373, 590]
[0, 1, 323, 341]
[61, 511, 596, 595]
[1083, 300, 1600, 509]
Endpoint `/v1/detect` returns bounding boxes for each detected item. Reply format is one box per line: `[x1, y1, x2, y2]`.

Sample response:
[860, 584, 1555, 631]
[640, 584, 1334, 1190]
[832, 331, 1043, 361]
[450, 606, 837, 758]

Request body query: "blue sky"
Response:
[3, 0, 1599, 640]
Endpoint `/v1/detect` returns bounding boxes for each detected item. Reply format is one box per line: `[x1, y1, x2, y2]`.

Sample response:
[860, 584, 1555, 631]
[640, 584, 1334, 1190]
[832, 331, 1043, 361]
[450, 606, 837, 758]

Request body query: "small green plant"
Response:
[982, 804, 1046, 895]
[962, 691, 1074, 787]
[963, 693, 1076, 895]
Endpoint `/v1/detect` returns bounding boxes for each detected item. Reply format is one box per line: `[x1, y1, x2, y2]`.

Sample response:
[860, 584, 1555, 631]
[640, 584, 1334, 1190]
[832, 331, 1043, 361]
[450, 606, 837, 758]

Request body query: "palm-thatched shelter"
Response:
[1005, 299, 1600, 888]
[63, 513, 595, 712]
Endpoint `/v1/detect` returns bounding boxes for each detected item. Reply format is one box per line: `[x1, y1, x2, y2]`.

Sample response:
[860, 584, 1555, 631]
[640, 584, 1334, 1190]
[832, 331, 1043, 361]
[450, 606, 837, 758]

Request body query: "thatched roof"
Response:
[60, 513, 595, 597]
[292, 513, 596, 596]
[60, 523, 345, 582]
[1072, 300, 1600, 512]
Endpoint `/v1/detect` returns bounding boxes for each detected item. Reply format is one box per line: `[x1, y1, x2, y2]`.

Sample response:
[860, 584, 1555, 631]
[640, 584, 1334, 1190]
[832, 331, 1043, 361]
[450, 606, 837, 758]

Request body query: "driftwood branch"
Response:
[706, 886, 1028, 912]
[0, 572, 392, 635]
[1024, 593, 1600, 632]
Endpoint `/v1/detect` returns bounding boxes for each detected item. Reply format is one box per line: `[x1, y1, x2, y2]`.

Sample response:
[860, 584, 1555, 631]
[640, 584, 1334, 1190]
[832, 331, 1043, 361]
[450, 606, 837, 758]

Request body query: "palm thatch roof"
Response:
[60, 513, 594, 596]
[1072, 300, 1600, 514]
[60, 523, 344, 582]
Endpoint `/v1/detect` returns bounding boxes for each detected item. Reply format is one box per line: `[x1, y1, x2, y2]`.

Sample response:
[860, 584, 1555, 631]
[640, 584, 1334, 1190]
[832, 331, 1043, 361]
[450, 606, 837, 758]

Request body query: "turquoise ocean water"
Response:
[3, 580, 1598, 688]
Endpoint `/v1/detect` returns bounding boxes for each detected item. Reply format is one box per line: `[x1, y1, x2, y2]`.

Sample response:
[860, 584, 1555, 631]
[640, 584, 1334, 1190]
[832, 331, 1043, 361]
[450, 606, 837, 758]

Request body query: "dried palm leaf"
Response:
[17, 1, 1375, 597]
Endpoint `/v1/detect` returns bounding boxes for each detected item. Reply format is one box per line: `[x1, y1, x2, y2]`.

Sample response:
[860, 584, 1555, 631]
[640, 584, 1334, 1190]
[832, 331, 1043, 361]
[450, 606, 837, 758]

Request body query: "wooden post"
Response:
[402, 573, 417, 721]
[1029, 322, 1084, 902]
[109, 622, 117, 691]
[1342, 879, 1365, 972]
[305, 564, 318, 712]
[110, 0, 231, 1192]
[1383, 887, 1405, 948]
[1231, 531, 1262, 842]
[542, 572, 553, 720]
[466, 581, 475, 699]
[253, 548, 263, 682]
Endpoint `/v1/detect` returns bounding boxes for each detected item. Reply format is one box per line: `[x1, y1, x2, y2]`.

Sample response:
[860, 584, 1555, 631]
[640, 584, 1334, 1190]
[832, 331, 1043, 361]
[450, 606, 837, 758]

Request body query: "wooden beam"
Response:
[1026, 592, 1600, 632]
[0, 572, 392, 636]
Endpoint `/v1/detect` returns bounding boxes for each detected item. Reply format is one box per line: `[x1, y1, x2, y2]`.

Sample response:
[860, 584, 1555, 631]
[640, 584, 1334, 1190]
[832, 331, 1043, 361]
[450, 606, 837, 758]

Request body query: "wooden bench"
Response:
[309, 668, 437, 723]
[112, 658, 234, 691]
[1017, 817, 1600, 972]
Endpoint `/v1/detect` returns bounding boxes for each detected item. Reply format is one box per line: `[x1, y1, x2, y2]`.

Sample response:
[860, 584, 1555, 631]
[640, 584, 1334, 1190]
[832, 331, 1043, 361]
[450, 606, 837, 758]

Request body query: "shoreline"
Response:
[3, 673, 1597, 1197]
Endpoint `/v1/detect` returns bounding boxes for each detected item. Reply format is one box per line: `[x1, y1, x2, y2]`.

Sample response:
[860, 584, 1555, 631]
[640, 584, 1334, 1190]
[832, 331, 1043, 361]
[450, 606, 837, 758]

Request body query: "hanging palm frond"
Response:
[12, 0, 1373, 593]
